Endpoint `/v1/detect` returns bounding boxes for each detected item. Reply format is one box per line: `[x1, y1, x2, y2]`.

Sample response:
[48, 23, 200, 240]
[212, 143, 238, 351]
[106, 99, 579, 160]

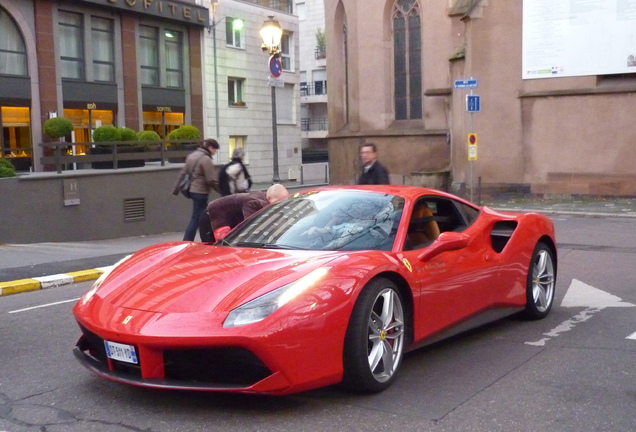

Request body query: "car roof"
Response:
[296, 185, 476, 206]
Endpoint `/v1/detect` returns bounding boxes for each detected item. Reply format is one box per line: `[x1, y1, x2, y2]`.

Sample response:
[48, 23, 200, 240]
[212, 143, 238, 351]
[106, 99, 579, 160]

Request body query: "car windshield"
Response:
[221, 190, 405, 251]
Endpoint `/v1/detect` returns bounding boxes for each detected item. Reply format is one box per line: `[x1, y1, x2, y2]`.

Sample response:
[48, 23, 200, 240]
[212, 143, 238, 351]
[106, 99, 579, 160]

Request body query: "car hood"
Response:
[92, 242, 340, 314]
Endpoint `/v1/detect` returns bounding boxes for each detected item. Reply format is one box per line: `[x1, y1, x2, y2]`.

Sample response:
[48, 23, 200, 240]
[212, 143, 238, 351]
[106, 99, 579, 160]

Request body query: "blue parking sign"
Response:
[467, 95, 480, 112]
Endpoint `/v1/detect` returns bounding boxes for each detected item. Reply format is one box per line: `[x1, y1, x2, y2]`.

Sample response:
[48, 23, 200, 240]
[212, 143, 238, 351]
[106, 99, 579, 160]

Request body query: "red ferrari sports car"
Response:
[73, 186, 557, 395]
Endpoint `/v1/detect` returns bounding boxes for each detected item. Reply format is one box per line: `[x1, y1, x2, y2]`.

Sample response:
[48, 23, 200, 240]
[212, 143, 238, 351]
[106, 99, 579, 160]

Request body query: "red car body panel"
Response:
[73, 186, 556, 395]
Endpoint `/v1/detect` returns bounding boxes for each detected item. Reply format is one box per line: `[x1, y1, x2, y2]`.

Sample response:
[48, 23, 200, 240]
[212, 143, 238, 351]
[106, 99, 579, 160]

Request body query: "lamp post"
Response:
[260, 16, 283, 183]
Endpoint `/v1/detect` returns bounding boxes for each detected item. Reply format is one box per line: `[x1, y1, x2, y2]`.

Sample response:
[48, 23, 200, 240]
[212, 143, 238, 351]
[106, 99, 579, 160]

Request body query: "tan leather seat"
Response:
[407, 203, 440, 247]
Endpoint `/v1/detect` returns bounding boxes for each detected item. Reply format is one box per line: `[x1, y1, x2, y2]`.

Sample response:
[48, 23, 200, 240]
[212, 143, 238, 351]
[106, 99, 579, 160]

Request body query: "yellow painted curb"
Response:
[67, 269, 104, 283]
[0, 279, 42, 296]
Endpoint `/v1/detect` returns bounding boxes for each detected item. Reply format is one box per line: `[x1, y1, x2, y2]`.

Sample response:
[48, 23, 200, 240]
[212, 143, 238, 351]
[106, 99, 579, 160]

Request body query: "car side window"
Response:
[404, 197, 480, 250]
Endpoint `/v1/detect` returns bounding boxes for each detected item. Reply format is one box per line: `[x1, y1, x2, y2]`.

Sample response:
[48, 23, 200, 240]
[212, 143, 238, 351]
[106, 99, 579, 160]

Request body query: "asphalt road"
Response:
[0, 214, 634, 432]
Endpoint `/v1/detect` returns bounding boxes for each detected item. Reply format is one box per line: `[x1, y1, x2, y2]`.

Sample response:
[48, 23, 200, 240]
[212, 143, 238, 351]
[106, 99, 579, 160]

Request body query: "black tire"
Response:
[524, 242, 556, 320]
[342, 278, 405, 393]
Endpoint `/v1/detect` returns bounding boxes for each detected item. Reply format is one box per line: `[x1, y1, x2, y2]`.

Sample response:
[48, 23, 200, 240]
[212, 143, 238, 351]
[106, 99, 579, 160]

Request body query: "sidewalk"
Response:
[1, 193, 635, 297]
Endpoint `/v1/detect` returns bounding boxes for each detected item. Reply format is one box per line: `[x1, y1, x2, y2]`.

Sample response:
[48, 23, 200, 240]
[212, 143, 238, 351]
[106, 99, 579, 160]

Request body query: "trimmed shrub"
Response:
[168, 125, 200, 141]
[137, 130, 161, 142]
[93, 125, 121, 144]
[119, 127, 139, 142]
[0, 158, 17, 177]
[43, 117, 74, 139]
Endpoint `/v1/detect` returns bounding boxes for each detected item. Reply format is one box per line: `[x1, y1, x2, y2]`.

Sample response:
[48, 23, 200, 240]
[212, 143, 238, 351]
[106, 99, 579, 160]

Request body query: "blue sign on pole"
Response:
[467, 95, 480, 112]
[454, 79, 478, 89]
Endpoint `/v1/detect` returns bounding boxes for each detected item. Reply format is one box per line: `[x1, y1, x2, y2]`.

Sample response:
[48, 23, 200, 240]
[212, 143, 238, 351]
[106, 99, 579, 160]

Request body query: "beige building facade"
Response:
[324, 0, 636, 197]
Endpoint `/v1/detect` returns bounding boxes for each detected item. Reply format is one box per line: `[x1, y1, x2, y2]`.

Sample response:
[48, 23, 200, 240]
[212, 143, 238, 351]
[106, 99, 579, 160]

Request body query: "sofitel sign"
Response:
[78, 0, 209, 26]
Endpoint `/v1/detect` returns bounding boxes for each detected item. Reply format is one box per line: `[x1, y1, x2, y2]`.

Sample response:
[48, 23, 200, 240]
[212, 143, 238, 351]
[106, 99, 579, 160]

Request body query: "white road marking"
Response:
[561, 279, 636, 309]
[627, 332, 636, 340]
[526, 279, 634, 346]
[8, 298, 80, 314]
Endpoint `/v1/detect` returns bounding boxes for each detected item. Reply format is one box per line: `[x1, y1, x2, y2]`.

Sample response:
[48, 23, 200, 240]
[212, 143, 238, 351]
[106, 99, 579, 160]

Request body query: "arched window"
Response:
[393, 0, 422, 120]
[0, 7, 28, 76]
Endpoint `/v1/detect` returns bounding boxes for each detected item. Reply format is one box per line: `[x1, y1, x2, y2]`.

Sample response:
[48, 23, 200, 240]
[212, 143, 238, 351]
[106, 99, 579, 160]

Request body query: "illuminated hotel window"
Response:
[142, 111, 184, 138]
[1, 107, 32, 171]
[63, 108, 114, 153]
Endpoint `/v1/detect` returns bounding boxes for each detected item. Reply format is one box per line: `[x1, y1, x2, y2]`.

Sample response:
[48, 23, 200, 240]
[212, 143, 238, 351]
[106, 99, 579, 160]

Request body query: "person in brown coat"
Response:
[199, 184, 289, 242]
[172, 139, 220, 241]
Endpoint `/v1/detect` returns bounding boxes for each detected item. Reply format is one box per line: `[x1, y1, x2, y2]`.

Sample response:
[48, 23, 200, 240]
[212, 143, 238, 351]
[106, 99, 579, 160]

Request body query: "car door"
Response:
[403, 197, 503, 342]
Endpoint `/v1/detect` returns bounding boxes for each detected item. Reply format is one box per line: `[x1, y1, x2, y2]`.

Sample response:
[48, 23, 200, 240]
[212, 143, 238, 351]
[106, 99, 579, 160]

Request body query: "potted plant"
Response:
[91, 125, 144, 168]
[0, 158, 17, 178]
[43, 117, 74, 141]
[42, 117, 75, 171]
[315, 28, 326, 59]
[167, 125, 201, 163]
[138, 130, 162, 161]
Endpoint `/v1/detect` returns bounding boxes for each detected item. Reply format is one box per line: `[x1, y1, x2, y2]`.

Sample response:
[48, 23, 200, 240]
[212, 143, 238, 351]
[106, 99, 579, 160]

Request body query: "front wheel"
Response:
[342, 278, 405, 393]
[524, 242, 556, 320]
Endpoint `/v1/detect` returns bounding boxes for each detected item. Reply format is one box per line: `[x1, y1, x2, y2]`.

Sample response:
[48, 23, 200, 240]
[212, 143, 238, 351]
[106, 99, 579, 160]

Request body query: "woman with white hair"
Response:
[219, 147, 252, 196]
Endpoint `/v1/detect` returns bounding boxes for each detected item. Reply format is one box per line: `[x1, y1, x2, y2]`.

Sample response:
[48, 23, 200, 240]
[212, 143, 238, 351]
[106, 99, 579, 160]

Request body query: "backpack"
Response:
[218, 162, 232, 196]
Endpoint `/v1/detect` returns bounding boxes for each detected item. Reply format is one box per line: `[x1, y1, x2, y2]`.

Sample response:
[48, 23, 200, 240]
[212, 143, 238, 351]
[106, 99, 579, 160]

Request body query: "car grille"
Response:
[77, 324, 272, 387]
[164, 348, 272, 386]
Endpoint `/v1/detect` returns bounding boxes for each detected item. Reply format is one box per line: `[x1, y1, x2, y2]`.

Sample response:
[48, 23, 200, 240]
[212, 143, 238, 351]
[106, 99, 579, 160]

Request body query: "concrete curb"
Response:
[0, 266, 112, 297]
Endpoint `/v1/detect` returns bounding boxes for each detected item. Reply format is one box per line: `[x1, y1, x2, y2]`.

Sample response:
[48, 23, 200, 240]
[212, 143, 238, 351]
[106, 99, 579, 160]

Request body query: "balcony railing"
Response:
[300, 81, 328, 97]
[315, 47, 326, 60]
[301, 118, 328, 132]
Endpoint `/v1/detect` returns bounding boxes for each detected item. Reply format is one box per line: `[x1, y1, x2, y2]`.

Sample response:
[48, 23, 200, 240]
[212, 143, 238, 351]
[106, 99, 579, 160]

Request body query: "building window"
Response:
[281, 33, 292, 71]
[58, 10, 115, 82]
[225, 18, 242, 48]
[297, 3, 306, 21]
[228, 78, 245, 106]
[164, 29, 183, 88]
[59, 10, 85, 80]
[139, 25, 159, 86]
[393, 0, 422, 120]
[0, 8, 28, 76]
[229, 136, 247, 162]
[91, 16, 114, 82]
[139, 26, 184, 88]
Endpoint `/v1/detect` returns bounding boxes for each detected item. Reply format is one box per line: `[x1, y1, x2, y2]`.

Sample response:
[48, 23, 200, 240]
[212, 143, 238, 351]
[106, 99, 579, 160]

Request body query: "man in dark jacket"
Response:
[358, 142, 390, 185]
[199, 184, 289, 242]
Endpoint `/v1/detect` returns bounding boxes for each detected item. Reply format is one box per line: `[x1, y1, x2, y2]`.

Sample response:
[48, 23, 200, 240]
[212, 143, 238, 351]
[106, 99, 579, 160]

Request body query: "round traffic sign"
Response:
[269, 55, 282, 78]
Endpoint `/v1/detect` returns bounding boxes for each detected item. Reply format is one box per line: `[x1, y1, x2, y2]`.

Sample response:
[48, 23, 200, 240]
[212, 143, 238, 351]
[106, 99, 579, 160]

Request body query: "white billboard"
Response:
[522, 0, 636, 79]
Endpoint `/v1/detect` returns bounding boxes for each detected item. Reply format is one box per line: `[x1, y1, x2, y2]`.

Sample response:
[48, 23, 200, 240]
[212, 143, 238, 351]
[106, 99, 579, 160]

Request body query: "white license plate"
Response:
[104, 340, 138, 364]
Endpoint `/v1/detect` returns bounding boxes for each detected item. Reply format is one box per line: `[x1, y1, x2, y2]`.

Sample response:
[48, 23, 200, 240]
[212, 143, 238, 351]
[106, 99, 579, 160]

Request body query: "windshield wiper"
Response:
[235, 242, 304, 250]
[215, 238, 232, 246]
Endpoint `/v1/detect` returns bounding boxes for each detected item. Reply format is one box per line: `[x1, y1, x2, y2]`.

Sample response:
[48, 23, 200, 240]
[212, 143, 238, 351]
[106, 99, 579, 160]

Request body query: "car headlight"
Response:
[223, 267, 330, 328]
[81, 254, 132, 305]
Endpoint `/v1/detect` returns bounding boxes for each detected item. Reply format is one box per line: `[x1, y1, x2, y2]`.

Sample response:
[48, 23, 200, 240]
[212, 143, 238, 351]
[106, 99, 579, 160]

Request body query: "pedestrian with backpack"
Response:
[172, 139, 220, 241]
[219, 148, 252, 196]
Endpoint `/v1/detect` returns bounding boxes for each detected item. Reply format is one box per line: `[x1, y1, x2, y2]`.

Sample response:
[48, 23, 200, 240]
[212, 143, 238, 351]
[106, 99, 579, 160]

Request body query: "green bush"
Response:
[93, 125, 121, 144]
[168, 125, 200, 141]
[0, 158, 17, 177]
[119, 127, 138, 142]
[43, 117, 74, 139]
[137, 131, 161, 146]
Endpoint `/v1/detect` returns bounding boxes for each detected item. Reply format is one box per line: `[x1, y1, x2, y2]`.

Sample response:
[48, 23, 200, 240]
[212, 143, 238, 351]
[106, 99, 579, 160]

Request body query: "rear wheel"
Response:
[342, 278, 405, 393]
[524, 242, 556, 320]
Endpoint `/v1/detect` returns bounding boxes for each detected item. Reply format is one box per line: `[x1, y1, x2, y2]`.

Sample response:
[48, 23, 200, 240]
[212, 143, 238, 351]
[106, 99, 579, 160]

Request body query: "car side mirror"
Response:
[417, 232, 469, 261]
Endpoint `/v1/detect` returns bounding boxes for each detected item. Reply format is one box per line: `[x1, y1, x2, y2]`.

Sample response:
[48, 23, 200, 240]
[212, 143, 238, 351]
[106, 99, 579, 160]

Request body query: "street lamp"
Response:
[207, 2, 243, 140]
[260, 16, 283, 183]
